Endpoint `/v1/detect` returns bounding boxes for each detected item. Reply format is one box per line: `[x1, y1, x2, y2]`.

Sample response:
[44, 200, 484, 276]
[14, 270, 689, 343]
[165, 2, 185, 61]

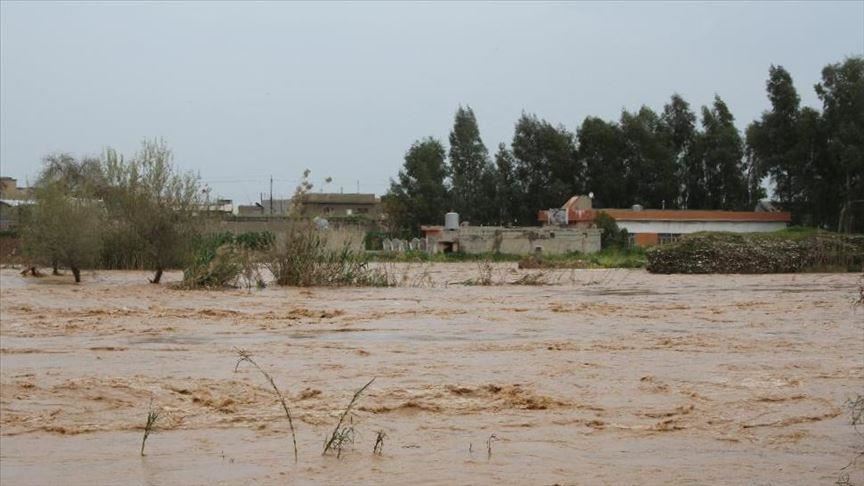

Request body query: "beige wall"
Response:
[203, 219, 366, 252]
[0, 179, 31, 200]
[434, 226, 601, 255]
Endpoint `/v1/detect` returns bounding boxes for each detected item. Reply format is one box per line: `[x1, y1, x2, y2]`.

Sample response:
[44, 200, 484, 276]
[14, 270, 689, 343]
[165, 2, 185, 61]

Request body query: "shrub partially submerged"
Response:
[518, 248, 646, 270]
[180, 232, 272, 289]
[646, 231, 864, 274]
[266, 221, 389, 287]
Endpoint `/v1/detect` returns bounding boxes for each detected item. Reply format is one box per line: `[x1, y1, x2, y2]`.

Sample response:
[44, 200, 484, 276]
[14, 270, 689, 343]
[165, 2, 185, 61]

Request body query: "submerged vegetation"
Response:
[140, 400, 160, 457]
[265, 221, 390, 288]
[234, 349, 299, 463]
[323, 378, 376, 458]
[18, 140, 203, 283]
[180, 232, 272, 289]
[370, 247, 646, 269]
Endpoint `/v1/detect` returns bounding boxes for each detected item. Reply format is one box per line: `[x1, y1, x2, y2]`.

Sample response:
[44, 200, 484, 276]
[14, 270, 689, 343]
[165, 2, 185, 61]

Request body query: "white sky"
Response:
[1, 1, 862, 203]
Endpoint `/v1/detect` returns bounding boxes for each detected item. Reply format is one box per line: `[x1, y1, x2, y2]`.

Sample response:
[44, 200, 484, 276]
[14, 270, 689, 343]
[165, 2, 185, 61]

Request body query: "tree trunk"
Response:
[52, 260, 60, 276]
[150, 268, 163, 284]
[839, 172, 851, 233]
[71, 266, 81, 283]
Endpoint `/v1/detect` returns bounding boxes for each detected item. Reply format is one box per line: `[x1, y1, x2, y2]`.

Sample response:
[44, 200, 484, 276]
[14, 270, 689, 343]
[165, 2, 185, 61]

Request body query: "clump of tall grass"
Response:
[373, 430, 386, 455]
[323, 378, 375, 457]
[486, 433, 499, 460]
[518, 248, 646, 270]
[140, 398, 160, 456]
[843, 395, 864, 469]
[510, 272, 549, 286]
[458, 259, 497, 286]
[179, 232, 271, 289]
[266, 221, 390, 287]
[324, 418, 356, 459]
[856, 274, 863, 307]
[234, 348, 298, 462]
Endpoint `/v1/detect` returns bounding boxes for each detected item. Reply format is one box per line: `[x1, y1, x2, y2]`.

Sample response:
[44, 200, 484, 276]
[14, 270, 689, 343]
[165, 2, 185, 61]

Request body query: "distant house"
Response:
[538, 196, 792, 247]
[198, 198, 234, 214]
[296, 193, 380, 219]
[597, 208, 792, 246]
[0, 199, 34, 230]
[0, 177, 32, 200]
[236, 198, 293, 217]
[0, 178, 34, 230]
[235, 193, 381, 219]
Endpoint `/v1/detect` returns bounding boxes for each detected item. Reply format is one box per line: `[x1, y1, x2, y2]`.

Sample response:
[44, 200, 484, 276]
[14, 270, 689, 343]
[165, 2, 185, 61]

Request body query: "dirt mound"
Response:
[646, 231, 864, 274]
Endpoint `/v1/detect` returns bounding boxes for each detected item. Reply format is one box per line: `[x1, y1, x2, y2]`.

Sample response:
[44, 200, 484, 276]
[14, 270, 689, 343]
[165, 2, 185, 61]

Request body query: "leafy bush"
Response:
[595, 212, 629, 249]
[266, 221, 389, 287]
[234, 231, 275, 251]
[180, 231, 272, 288]
[22, 181, 105, 282]
[518, 247, 646, 269]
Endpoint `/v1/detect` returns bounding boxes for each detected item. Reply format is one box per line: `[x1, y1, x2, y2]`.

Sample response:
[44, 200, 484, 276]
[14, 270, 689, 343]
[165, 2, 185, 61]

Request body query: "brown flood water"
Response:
[1, 265, 862, 485]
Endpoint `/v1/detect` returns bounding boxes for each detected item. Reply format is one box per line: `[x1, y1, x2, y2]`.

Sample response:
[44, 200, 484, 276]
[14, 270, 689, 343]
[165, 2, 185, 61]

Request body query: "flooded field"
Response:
[1, 266, 862, 485]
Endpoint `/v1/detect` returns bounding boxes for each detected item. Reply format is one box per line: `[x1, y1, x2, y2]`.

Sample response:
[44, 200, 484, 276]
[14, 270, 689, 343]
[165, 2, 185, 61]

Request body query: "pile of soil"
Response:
[646, 232, 864, 274]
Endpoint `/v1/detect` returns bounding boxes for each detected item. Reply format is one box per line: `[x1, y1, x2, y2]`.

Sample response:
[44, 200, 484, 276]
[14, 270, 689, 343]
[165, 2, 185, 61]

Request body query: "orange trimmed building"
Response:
[538, 196, 792, 247]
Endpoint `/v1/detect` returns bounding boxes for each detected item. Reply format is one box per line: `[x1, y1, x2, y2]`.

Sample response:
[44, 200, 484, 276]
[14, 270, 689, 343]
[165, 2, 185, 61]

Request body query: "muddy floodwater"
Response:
[1, 266, 862, 485]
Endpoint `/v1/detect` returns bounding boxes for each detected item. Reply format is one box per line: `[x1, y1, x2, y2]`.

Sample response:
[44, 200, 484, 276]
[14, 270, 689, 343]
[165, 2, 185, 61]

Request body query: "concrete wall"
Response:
[617, 220, 788, 235]
[0, 203, 21, 230]
[435, 226, 601, 255]
[203, 219, 366, 252]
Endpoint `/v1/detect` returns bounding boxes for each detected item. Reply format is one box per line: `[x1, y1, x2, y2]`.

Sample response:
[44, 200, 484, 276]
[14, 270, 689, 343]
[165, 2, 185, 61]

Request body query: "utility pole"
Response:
[357, 180, 360, 194]
[269, 175, 274, 217]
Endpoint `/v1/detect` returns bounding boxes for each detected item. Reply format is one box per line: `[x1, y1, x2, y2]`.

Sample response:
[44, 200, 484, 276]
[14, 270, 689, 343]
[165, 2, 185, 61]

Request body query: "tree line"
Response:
[22, 139, 201, 282]
[384, 56, 863, 234]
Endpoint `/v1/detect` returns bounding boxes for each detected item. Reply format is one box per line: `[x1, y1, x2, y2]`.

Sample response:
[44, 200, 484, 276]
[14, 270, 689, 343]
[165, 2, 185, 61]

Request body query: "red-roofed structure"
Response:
[538, 196, 792, 247]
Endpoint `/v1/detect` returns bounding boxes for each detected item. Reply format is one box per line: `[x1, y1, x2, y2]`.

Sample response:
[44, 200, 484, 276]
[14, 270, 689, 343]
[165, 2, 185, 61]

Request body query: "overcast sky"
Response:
[1, 1, 862, 203]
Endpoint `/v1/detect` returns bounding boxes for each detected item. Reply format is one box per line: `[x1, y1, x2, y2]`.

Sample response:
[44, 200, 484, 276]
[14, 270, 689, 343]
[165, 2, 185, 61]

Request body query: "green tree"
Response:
[511, 113, 581, 223]
[448, 105, 494, 224]
[22, 156, 105, 282]
[745, 65, 811, 217]
[660, 94, 698, 208]
[747, 59, 864, 230]
[492, 143, 519, 225]
[40, 153, 106, 195]
[815, 56, 864, 232]
[693, 96, 749, 210]
[384, 137, 450, 234]
[578, 116, 627, 208]
[594, 211, 628, 249]
[620, 107, 678, 209]
[102, 139, 202, 284]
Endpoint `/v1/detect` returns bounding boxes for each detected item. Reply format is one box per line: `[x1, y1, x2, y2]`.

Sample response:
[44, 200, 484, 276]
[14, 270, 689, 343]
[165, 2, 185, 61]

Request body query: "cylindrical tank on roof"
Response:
[444, 212, 459, 230]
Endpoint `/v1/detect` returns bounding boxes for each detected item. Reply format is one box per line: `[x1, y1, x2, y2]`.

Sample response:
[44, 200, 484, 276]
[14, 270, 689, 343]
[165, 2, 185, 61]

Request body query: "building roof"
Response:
[598, 209, 792, 222]
[538, 207, 792, 224]
[300, 193, 378, 204]
[0, 199, 35, 207]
